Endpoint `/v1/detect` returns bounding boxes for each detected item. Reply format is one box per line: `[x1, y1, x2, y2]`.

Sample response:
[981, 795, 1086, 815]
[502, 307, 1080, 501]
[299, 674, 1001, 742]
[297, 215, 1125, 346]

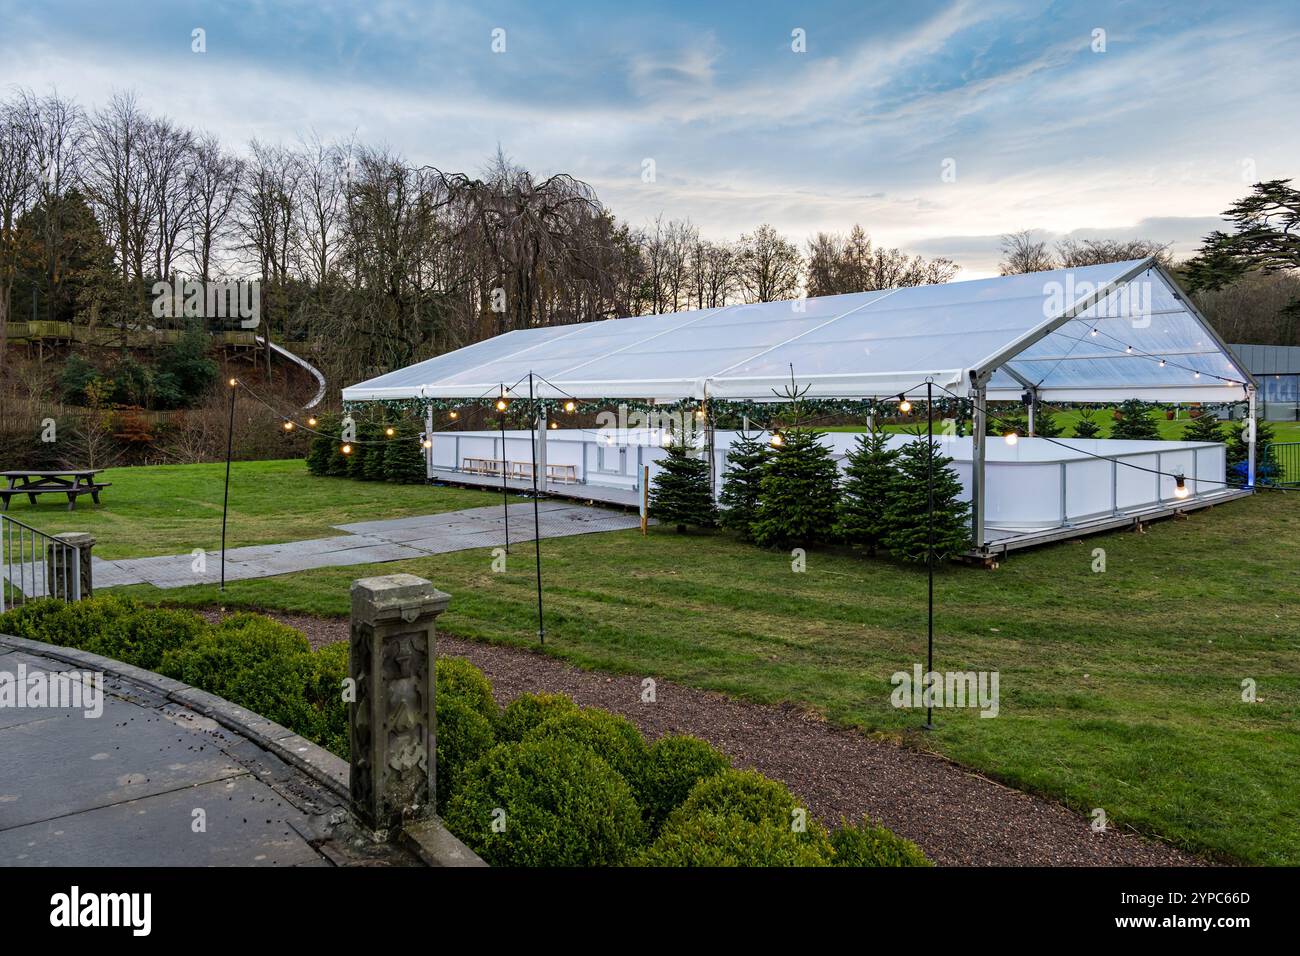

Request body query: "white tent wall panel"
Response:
[424, 429, 1228, 536]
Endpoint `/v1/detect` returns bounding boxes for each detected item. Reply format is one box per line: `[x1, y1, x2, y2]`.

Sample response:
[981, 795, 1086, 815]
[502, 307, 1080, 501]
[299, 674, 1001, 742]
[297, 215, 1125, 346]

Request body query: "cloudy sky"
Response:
[3, 0, 1297, 276]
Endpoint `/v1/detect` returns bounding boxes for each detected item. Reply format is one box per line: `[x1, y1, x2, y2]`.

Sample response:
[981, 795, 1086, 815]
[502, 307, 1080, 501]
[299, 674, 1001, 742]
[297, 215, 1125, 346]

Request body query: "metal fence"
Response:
[1264, 442, 1300, 487]
[0, 514, 82, 613]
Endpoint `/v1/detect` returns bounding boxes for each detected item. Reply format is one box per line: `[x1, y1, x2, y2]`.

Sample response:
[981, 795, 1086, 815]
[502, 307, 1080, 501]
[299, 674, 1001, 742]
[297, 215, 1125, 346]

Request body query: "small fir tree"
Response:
[305, 414, 337, 476]
[718, 431, 768, 538]
[383, 421, 428, 484]
[1071, 408, 1103, 439]
[751, 427, 840, 549]
[1109, 399, 1161, 440]
[650, 438, 718, 532]
[347, 421, 378, 479]
[880, 436, 971, 563]
[1033, 410, 1065, 438]
[1227, 415, 1275, 470]
[1182, 413, 1226, 444]
[836, 428, 900, 556]
[363, 421, 389, 481]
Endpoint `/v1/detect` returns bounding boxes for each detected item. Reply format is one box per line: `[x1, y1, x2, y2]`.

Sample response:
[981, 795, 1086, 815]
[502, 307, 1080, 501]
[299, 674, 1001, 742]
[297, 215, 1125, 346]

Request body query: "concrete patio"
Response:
[84, 501, 647, 590]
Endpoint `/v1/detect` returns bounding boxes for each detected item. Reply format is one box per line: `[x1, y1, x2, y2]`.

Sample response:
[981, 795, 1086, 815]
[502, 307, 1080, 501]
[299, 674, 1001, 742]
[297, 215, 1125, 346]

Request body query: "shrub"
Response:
[1182, 412, 1226, 444]
[837, 428, 899, 556]
[159, 613, 320, 740]
[522, 708, 646, 784]
[1110, 399, 1161, 440]
[647, 768, 834, 865]
[751, 427, 839, 549]
[650, 437, 717, 532]
[347, 421, 379, 480]
[636, 810, 831, 867]
[304, 641, 351, 758]
[636, 734, 730, 830]
[1072, 408, 1104, 439]
[675, 767, 801, 825]
[383, 421, 427, 484]
[445, 738, 646, 866]
[829, 817, 931, 867]
[880, 434, 971, 563]
[306, 414, 339, 476]
[436, 657, 497, 724]
[718, 431, 767, 538]
[59, 354, 100, 405]
[496, 692, 580, 742]
[0, 596, 203, 670]
[436, 695, 496, 807]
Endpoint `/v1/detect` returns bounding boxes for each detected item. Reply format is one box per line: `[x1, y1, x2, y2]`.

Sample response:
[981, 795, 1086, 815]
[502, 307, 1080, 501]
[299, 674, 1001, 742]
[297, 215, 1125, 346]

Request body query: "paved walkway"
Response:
[0, 638, 416, 866]
[89, 501, 646, 590]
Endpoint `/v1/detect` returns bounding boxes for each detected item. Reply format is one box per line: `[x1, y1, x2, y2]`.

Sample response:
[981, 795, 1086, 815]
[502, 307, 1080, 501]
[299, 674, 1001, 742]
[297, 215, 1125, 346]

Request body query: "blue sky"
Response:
[2, 0, 1298, 275]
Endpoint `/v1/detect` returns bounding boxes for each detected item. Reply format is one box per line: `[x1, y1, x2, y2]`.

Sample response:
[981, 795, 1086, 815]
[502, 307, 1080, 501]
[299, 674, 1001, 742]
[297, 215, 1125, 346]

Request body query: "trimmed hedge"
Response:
[436, 657, 497, 724]
[0, 598, 932, 868]
[495, 692, 580, 742]
[444, 738, 646, 866]
[635, 734, 731, 831]
[522, 708, 646, 784]
[829, 817, 931, 867]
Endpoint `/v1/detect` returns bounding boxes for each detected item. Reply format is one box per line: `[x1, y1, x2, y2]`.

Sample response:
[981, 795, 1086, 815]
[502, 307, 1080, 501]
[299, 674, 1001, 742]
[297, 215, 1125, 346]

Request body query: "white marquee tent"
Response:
[343, 259, 1258, 553]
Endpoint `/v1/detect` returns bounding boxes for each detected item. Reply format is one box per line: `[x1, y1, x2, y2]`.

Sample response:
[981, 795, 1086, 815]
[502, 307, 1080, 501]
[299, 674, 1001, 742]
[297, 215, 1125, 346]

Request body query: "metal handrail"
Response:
[0, 513, 81, 613]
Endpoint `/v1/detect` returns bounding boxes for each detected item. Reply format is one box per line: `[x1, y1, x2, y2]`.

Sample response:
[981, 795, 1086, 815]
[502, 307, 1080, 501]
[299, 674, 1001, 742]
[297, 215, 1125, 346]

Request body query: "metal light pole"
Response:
[220, 377, 237, 592]
[498, 384, 510, 553]
[528, 372, 545, 644]
[925, 379, 935, 730]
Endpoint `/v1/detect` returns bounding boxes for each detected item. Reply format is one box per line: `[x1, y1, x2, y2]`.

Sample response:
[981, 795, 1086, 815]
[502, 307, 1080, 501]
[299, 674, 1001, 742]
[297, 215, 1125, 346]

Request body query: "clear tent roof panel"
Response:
[342, 259, 1254, 405]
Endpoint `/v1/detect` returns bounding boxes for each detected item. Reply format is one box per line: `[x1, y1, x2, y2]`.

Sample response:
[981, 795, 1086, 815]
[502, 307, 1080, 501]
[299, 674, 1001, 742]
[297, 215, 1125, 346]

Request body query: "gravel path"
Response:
[208, 609, 1202, 867]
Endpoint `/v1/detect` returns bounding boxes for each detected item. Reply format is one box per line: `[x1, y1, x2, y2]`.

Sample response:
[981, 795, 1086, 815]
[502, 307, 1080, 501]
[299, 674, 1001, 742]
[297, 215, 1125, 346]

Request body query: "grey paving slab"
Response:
[88, 501, 647, 590]
[0, 773, 330, 867]
[0, 696, 246, 831]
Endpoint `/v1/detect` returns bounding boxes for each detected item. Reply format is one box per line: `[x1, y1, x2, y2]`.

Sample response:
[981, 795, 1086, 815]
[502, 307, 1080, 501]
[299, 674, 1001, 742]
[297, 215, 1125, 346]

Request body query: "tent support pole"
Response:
[971, 375, 988, 553]
[1247, 385, 1258, 488]
[498, 384, 509, 553]
[528, 372, 545, 645]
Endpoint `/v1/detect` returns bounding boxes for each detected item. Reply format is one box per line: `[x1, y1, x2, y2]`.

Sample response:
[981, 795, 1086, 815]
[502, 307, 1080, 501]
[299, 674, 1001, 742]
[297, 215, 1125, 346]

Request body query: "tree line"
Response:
[0, 89, 959, 390]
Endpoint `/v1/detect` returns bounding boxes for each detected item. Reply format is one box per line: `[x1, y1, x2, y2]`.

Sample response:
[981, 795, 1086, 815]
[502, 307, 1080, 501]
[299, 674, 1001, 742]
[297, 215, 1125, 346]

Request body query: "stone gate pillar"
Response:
[349, 574, 451, 832]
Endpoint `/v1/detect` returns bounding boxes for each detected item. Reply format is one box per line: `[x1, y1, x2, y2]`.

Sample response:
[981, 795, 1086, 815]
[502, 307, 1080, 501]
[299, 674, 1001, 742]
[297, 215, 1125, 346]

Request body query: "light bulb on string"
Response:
[421, 439, 432, 449]
[549, 421, 558, 429]
[1158, 359, 1166, 368]
[341, 444, 352, 455]
[228, 377, 238, 387]
[1125, 345, 1133, 354]
[449, 410, 459, 420]
[1090, 328, 1098, 337]
[564, 400, 576, 413]
[385, 427, 396, 437]
[897, 393, 912, 414]
[770, 432, 784, 448]
[1174, 474, 1190, 499]
[496, 398, 509, 412]
[1194, 371, 1201, 379]
[1004, 431, 1019, 446]
[282, 421, 295, 432]
[307, 417, 317, 427]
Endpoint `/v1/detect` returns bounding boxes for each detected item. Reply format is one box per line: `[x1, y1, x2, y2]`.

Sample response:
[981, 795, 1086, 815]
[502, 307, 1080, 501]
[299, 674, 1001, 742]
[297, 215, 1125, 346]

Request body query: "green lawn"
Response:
[1, 459, 501, 559]
[825, 408, 1300, 444]
[91, 460, 1300, 865]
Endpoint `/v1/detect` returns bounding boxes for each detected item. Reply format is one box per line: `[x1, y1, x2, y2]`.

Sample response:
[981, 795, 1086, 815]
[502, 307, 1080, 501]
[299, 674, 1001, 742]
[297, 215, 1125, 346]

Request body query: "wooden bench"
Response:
[462, 457, 505, 476]
[0, 470, 110, 512]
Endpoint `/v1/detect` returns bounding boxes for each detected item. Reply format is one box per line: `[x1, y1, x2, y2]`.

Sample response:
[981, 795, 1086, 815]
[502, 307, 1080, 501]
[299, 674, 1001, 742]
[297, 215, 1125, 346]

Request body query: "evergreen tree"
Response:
[1109, 400, 1161, 440]
[650, 438, 717, 532]
[836, 428, 899, 556]
[363, 421, 389, 481]
[1182, 413, 1226, 444]
[1034, 410, 1065, 438]
[1071, 408, 1103, 439]
[347, 421, 378, 479]
[751, 428, 840, 549]
[306, 414, 343, 476]
[881, 436, 971, 563]
[717, 431, 768, 538]
[1227, 415, 1276, 471]
[383, 421, 428, 484]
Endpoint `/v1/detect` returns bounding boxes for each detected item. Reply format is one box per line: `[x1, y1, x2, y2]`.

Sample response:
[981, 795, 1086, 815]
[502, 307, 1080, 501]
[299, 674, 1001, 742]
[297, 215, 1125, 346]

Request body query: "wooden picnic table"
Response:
[0, 469, 111, 512]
